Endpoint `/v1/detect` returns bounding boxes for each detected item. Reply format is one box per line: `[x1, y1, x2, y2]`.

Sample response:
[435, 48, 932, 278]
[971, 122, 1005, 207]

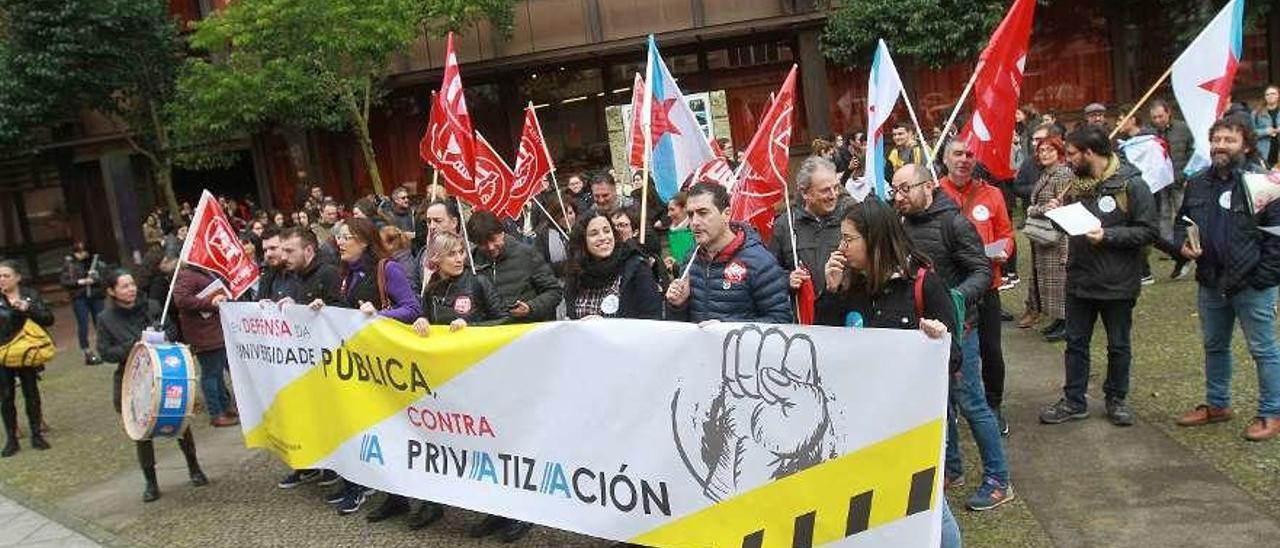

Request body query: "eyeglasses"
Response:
[887, 180, 929, 197]
[839, 233, 864, 245]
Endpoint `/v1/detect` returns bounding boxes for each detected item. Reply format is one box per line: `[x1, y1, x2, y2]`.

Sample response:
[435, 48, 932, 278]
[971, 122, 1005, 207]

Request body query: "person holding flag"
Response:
[771, 156, 847, 300]
[172, 265, 238, 428]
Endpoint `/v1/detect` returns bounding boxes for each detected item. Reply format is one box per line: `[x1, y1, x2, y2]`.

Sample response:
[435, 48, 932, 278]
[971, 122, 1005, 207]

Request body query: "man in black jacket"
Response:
[1040, 126, 1156, 427]
[891, 164, 1013, 511]
[1172, 117, 1280, 441]
[467, 210, 563, 324]
[771, 155, 847, 297]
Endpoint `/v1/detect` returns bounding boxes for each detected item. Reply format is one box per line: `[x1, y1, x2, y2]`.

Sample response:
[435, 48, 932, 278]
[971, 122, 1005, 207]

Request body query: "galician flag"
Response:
[1171, 0, 1245, 176]
[644, 35, 716, 202]
[861, 39, 907, 201]
[1119, 134, 1175, 194]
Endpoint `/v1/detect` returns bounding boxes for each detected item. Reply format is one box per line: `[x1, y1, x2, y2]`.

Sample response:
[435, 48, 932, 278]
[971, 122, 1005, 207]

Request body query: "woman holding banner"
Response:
[564, 212, 662, 320]
[362, 232, 511, 530]
[96, 269, 207, 502]
[0, 262, 55, 457]
[312, 217, 421, 516]
[813, 200, 964, 547]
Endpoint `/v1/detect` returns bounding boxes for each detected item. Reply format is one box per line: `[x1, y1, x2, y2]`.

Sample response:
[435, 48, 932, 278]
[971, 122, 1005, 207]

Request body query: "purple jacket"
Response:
[339, 257, 421, 324]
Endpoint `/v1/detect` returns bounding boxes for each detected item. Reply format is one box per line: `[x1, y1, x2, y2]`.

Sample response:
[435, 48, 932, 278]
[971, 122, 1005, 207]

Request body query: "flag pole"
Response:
[430, 169, 439, 202]
[531, 102, 571, 232]
[901, 93, 940, 182]
[159, 191, 211, 329]
[157, 259, 183, 331]
[1110, 66, 1174, 140]
[531, 196, 569, 241]
[640, 39, 655, 246]
[458, 199, 477, 275]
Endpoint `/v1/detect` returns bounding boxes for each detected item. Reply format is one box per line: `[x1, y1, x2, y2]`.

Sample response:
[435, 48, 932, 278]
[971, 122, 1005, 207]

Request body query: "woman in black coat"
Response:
[0, 261, 55, 457]
[413, 231, 510, 335]
[96, 269, 206, 502]
[563, 212, 663, 320]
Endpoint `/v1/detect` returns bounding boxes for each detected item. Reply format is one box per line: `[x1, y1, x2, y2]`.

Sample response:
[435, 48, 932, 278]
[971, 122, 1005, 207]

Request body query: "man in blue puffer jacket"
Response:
[665, 182, 792, 323]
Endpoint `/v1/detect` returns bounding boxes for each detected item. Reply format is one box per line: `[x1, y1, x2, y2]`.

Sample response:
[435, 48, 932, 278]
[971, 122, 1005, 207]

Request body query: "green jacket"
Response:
[472, 235, 564, 322]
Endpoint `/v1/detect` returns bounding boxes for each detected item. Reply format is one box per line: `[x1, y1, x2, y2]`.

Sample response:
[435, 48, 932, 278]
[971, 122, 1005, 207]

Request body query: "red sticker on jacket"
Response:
[453, 296, 472, 315]
[723, 261, 748, 284]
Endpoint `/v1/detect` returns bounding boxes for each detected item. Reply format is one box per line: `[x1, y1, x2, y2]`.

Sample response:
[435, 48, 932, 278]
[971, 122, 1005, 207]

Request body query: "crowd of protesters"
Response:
[1, 86, 1278, 548]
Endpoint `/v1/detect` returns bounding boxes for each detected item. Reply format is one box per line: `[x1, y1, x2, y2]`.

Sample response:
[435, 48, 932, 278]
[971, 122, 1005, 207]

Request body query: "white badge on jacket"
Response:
[1219, 191, 1232, 210]
[600, 294, 619, 315]
[1098, 196, 1116, 214]
[972, 205, 991, 222]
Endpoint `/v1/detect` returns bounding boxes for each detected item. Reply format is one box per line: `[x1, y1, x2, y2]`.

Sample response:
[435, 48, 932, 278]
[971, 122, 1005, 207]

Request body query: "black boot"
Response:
[1, 431, 17, 458]
[365, 494, 410, 522]
[29, 405, 48, 450]
[2, 393, 19, 457]
[177, 429, 206, 486]
[30, 432, 49, 450]
[142, 466, 160, 503]
[406, 501, 445, 530]
[1043, 320, 1067, 342]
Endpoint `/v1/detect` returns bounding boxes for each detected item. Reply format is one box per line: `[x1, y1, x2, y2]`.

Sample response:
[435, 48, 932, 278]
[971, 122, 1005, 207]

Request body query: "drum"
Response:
[121, 342, 199, 441]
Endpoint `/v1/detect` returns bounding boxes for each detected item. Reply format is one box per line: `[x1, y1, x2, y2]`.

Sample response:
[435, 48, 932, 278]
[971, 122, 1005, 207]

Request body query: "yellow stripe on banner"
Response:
[244, 321, 537, 468]
[630, 419, 943, 548]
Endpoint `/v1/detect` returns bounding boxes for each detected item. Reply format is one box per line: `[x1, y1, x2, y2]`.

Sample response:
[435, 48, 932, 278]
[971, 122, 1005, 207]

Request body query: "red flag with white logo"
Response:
[505, 105, 555, 219]
[729, 65, 797, 243]
[419, 33, 480, 204]
[627, 74, 647, 170]
[473, 132, 515, 215]
[179, 190, 259, 299]
[958, 0, 1036, 180]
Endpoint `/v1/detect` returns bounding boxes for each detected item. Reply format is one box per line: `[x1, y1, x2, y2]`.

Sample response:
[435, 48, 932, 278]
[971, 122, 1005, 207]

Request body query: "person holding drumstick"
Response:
[0, 261, 55, 457]
[97, 269, 208, 502]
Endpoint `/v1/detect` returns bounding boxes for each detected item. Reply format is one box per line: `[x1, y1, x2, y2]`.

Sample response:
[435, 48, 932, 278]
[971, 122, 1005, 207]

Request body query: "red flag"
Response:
[419, 33, 480, 204]
[473, 132, 514, 215]
[729, 65, 797, 242]
[958, 0, 1036, 180]
[179, 190, 259, 299]
[505, 106, 555, 218]
[796, 275, 816, 325]
[627, 74, 647, 169]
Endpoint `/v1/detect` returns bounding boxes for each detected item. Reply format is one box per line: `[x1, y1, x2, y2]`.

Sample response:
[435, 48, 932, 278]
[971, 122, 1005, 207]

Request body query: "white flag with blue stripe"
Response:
[643, 35, 716, 202]
[860, 39, 906, 201]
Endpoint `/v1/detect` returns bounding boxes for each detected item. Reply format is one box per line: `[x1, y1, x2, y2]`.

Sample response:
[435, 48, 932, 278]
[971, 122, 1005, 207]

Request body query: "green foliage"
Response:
[821, 0, 1009, 69]
[1155, 0, 1273, 48]
[422, 0, 516, 37]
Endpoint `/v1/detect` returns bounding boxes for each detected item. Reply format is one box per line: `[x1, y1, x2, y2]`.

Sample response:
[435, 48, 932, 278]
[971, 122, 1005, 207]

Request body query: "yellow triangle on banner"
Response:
[630, 419, 943, 548]
[244, 320, 537, 468]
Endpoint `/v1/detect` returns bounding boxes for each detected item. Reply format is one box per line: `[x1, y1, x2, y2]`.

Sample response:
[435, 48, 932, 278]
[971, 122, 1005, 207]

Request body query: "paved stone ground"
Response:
[0, 493, 99, 547]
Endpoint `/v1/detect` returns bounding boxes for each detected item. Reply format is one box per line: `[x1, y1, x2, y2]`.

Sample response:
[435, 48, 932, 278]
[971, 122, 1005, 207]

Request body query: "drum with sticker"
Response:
[121, 342, 199, 441]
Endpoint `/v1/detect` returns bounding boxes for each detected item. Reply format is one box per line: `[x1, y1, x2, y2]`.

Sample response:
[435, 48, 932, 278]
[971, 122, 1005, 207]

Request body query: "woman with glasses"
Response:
[1023, 135, 1073, 341]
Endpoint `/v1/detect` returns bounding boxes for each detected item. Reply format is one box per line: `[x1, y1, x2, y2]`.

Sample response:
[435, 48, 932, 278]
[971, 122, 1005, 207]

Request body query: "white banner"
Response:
[222, 304, 949, 547]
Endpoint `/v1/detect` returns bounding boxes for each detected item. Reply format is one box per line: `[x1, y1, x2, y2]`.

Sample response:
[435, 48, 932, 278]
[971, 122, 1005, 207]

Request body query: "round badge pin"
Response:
[722, 280, 731, 290]
[1219, 191, 1232, 210]
[1098, 196, 1116, 214]
[600, 294, 620, 315]
[972, 205, 991, 222]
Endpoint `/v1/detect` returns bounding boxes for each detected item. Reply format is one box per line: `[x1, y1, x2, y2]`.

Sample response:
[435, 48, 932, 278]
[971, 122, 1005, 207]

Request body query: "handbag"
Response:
[1023, 176, 1074, 246]
[0, 319, 56, 368]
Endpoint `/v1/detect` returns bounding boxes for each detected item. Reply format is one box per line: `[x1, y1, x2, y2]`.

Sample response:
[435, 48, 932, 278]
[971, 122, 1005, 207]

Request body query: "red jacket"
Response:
[940, 176, 1015, 289]
[173, 267, 226, 352]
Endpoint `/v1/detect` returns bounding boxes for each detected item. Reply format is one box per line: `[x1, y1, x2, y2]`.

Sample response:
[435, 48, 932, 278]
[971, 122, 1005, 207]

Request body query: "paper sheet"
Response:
[1260, 226, 1280, 238]
[984, 238, 1010, 259]
[1044, 202, 1102, 236]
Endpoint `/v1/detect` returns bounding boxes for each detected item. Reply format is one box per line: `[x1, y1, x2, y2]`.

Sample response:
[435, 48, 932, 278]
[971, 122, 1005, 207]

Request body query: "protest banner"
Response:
[222, 304, 949, 546]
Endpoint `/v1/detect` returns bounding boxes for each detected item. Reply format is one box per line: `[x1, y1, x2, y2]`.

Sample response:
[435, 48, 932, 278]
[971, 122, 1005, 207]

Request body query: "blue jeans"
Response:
[195, 348, 230, 418]
[940, 498, 962, 548]
[71, 296, 105, 351]
[1198, 286, 1280, 417]
[945, 329, 1009, 484]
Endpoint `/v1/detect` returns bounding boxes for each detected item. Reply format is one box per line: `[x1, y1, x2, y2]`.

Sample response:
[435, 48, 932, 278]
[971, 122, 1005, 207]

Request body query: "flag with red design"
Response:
[958, 0, 1036, 180]
[505, 106, 555, 219]
[1171, 0, 1244, 175]
[419, 33, 479, 205]
[179, 190, 259, 298]
[627, 74, 647, 170]
[729, 65, 797, 243]
[473, 132, 514, 216]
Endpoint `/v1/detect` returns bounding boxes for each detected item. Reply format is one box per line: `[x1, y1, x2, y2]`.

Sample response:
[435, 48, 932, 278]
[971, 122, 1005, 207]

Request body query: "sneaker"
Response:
[500, 520, 534, 543]
[1140, 275, 1155, 286]
[966, 478, 1016, 511]
[944, 474, 965, 489]
[336, 486, 369, 515]
[1105, 399, 1135, 427]
[407, 501, 446, 530]
[1000, 310, 1015, 322]
[998, 276, 1017, 291]
[325, 483, 349, 505]
[1043, 320, 1067, 342]
[278, 469, 323, 489]
[470, 515, 511, 538]
[210, 414, 240, 428]
[84, 352, 103, 366]
[997, 410, 1009, 437]
[1170, 260, 1191, 280]
[316, 469, 341, 487]
[365, 495, 410, 522]
[1039, 399, 1089, 424]
[190, 469, 209, 487]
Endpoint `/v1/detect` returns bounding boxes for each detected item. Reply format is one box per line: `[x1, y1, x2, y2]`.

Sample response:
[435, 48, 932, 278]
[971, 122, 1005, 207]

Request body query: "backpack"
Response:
[913, 267, 966, 330]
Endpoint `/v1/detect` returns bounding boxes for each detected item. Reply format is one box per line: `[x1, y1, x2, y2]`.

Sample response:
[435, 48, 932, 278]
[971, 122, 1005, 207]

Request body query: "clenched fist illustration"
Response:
[674, 325, 833, 502]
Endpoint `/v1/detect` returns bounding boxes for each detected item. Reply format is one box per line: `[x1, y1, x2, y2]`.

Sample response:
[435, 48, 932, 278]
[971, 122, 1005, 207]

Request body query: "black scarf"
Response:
[578, 243, 635, 289]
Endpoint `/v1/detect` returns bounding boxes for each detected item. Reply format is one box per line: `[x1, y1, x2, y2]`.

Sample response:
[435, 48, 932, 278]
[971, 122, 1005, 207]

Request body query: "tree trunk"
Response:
[344, 85, 384, 197]
[155, 159, 181, 226]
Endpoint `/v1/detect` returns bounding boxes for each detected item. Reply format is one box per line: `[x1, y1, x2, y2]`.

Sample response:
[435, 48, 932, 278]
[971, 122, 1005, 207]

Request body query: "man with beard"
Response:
[772, 156, 847, 298]
[665, 182, 791, 324]
[1039, 126, 1156, 427]
[1172, 117, 1280, 441]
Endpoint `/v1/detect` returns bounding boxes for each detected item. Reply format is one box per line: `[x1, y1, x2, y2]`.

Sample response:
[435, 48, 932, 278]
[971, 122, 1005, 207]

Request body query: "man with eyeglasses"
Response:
[771, 156, 848, 297]
[890, 164, 1013, 511]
